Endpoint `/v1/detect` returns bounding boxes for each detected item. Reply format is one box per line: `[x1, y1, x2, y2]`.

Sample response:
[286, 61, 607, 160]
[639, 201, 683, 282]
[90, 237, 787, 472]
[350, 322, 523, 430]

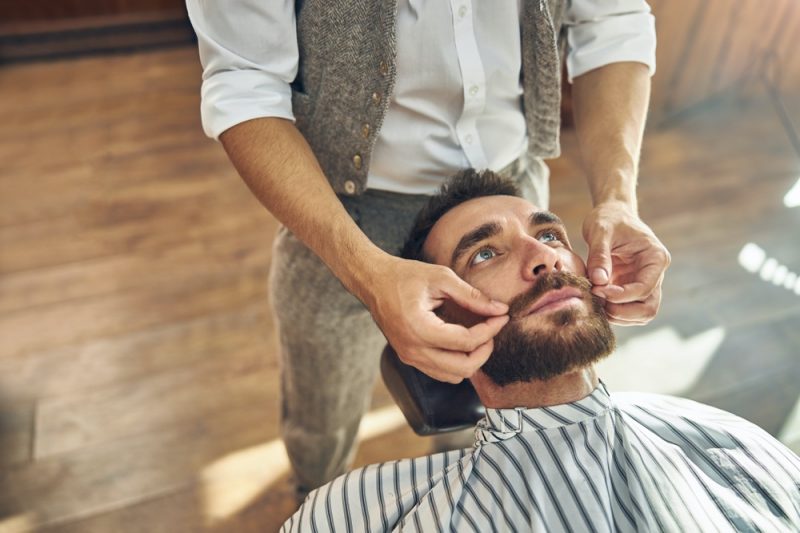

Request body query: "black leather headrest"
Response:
[380, 344, 485, 436]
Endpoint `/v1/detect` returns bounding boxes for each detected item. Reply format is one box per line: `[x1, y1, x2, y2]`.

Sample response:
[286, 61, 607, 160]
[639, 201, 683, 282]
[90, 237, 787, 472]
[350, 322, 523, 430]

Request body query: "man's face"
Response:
[423, 195, 615, 385]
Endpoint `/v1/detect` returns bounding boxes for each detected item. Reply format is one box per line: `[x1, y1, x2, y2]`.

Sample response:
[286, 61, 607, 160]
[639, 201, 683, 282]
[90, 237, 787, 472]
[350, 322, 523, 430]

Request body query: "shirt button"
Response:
[371, 91, 382, 105]
[344, 180, 356, 195]
[379, 61, 388, 77]
[361, 123, 370, 139]
[469, 85, 479, 97]
[352, 153, 363, 170]
[464, 134, 473, 145]
[458, 5, 468, 18]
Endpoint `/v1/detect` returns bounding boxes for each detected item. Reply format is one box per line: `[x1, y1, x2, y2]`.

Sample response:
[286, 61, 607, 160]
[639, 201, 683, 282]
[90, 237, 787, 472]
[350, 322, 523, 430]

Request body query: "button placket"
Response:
[450, 0, 488, 168]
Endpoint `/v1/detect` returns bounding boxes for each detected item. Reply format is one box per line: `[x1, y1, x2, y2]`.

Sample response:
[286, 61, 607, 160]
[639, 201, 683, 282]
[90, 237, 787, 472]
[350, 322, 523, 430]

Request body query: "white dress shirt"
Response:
[282, 383, 800, 532]
[187, 0, 656, 194]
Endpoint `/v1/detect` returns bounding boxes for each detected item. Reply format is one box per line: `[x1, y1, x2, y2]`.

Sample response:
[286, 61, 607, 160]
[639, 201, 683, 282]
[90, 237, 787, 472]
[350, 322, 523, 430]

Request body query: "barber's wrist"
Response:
[588, 170, 638, 214]
[338, 244, 396, 310]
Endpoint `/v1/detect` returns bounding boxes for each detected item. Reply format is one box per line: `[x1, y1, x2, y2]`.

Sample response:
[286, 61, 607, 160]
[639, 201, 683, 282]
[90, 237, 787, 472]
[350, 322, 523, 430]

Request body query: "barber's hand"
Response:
[367, 256, 510, 383]
[582, 201, 670, 325]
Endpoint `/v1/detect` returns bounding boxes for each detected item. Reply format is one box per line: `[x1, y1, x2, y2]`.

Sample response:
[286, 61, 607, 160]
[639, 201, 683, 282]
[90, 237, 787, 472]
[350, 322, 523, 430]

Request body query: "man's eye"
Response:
[471, 248, 496, 265]
[538, 231, 560, 243]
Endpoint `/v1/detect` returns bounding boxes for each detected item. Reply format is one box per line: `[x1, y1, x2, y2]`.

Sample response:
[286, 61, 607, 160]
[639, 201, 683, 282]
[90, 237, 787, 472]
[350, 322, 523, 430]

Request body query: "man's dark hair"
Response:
[400, 169, 521, 262]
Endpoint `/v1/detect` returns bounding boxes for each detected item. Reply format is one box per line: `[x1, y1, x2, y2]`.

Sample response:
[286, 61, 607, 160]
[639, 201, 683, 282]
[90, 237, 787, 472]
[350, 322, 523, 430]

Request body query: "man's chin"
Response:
[482, 299, 615, 386]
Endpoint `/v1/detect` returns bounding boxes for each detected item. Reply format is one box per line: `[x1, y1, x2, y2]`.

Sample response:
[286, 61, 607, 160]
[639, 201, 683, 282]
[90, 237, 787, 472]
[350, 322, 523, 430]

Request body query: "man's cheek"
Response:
[567, 255, 588, 277]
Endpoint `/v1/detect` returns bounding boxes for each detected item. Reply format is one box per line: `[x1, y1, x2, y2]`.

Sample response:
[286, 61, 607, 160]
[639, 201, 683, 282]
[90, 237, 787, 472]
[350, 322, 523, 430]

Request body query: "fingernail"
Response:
[490, 299, 508, 310]
[604, 285, 624, 294]
[592, 268, 609, 284]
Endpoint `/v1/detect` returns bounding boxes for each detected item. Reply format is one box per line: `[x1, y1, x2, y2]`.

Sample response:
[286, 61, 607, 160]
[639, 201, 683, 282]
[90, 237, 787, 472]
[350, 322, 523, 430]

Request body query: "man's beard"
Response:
[480, 272, 616, 386]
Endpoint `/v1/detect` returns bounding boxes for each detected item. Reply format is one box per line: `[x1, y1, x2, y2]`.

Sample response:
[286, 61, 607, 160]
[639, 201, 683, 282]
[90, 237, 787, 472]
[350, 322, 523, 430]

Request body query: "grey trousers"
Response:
[269, 154, 550, 490]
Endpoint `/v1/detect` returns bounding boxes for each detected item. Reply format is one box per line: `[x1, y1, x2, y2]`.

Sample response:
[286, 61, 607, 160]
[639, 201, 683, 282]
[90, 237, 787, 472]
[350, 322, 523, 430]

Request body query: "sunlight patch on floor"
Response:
[0, 513, 35, 533]
[596, 326, 725, 395]
[199, 404, 407, 525]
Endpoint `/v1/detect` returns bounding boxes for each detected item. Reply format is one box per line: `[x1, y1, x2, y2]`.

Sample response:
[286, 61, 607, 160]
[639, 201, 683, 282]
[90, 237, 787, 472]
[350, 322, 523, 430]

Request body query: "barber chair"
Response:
[380, 344, 485, 435]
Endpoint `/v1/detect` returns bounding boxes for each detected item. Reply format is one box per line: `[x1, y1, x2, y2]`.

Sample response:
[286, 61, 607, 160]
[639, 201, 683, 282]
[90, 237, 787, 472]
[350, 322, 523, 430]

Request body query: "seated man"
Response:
[282, 170, 800, 532]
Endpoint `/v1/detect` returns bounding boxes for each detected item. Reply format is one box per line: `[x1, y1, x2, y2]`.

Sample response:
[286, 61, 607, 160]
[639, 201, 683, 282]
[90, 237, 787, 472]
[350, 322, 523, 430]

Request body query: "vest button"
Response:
[352, 154, 363, 170]
[361, 123, 370, 139]
[344, 180, 357, 195]
[379, 61, 388, 76]
[371, 91, 382, 105]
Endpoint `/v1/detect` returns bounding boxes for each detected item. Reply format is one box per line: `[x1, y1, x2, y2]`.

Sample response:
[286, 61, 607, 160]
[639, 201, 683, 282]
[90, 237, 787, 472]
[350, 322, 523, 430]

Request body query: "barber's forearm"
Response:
[571, 62, 651, 213]
[219, 117, 387, 301]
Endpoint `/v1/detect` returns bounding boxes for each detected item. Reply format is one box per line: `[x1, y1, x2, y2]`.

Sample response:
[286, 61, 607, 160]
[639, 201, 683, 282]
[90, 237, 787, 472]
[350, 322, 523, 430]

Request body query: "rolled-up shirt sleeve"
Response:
[185, 0, 298, 139]
[564, 0, 656, 83]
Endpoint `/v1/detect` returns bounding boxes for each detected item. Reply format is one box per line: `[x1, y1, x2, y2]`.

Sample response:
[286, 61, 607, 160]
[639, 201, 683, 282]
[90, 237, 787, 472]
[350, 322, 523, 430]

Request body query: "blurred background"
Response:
[0, 1, 798, 531]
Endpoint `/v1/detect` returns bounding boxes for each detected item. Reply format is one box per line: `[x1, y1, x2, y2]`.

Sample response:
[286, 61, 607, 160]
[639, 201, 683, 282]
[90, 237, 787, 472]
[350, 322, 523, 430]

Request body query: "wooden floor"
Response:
[0, 47, 799, 533]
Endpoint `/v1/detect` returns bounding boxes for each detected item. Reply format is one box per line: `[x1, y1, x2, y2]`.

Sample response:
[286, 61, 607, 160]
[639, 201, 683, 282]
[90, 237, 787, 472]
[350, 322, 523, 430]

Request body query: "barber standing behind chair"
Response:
[185, 0, 670, 496]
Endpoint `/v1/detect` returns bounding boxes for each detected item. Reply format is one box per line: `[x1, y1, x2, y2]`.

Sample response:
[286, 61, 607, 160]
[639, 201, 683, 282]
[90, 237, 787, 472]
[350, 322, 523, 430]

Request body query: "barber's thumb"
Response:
[587, 238, 612, 286]
[446, 275, 508, 315]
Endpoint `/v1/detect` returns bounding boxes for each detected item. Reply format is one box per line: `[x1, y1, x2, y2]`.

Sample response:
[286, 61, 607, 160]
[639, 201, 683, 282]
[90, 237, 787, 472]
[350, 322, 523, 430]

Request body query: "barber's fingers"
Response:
[437, 269, 509, 317]
[603, 254, 669, 305]
[604, 287, 662, 325]
[585, 226, 614, 287]
[424, 314, 509, 353]
[411, 340, 496, 383]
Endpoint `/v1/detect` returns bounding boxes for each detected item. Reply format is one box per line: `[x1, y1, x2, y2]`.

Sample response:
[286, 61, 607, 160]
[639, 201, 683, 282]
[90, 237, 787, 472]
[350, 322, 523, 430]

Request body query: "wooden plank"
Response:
[739, 1, 791, 94]
[0, 188, 270, 275]
[36, 481, 296, 533]
[0, 226, 272, 315]
[0, 398, 280, 530]
[33, 416, 428, 533]
[0, 1, 187, 22]
[0, 48, 198, 115]
[706, 1, 744, 95]
[0, 265, 270, 358]
[34, 343, 279, 458]
[0, 146, 240, 228]
[712, 1, 762, 90]
[0, 302, 271, 401]
[669, 0, 733, 111]
[0, 402, 34, 467]
[774, 11, 800, 89]
[777, 15, 800, 91]
[649, 0, 703, 119]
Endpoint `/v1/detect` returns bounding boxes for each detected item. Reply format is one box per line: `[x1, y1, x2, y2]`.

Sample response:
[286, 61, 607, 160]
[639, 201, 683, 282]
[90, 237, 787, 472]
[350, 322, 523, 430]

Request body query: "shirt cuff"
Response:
[200, 69, 296, 140]
[566, 12, 656, 83]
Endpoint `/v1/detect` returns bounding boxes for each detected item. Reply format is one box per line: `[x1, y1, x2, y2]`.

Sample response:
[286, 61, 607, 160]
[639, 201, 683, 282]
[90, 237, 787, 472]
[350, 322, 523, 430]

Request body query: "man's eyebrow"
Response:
[530, 211, 563, 227]
[450, 222, 501, 267]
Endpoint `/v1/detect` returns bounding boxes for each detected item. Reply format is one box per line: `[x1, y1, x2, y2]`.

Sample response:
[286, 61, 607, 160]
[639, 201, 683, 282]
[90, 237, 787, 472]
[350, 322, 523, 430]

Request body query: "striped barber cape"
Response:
[282, 383, 800, 532]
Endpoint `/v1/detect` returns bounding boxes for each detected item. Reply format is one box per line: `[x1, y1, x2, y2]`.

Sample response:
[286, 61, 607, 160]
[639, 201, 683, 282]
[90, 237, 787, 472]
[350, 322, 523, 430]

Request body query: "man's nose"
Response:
[520, 237, 561, 280]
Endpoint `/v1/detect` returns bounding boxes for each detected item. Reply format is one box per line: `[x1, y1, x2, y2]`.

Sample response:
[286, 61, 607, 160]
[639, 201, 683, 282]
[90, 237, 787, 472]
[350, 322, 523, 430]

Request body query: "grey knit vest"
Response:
[292, 0, 567, 196]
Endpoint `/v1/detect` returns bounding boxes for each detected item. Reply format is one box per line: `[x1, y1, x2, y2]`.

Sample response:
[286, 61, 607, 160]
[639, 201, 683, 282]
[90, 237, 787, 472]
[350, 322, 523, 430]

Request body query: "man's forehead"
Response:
[424, 195, 558, 263]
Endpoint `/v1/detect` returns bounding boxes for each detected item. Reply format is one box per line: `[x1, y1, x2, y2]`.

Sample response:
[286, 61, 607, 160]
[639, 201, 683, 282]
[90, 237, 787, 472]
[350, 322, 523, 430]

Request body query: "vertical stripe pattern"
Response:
[282, 385, 800, 532]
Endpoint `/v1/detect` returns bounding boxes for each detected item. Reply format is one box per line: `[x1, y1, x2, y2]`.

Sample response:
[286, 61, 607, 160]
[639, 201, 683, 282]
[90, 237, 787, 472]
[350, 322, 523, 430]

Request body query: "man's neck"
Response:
[471, 367, 599, 409]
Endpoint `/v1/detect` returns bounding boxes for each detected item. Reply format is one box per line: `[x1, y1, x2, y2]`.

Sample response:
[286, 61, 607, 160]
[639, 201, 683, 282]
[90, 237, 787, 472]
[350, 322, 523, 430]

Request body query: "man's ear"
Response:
[437, 300, 486, 328]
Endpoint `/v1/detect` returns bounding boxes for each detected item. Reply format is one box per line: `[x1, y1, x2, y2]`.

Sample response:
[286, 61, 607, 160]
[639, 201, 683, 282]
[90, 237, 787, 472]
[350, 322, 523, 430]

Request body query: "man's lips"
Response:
[519, 287, 583, 317]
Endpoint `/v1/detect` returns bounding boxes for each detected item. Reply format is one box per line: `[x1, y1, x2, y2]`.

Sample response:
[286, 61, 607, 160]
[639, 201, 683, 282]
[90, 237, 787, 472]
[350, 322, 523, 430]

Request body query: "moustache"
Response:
[507, 271, 594, 319]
